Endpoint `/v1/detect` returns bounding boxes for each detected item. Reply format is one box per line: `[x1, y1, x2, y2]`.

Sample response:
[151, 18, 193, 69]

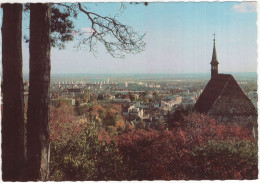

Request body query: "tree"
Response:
[50, 120, 126, 181]
[130, 94, 137, 101]
[25, 3, 145, 180]
[193, 140, 258, 179]
[168, 105, 193, 128]
[1, 2, 145, 180]
[24, 3, 77, 50]
[75, 99, 85, 116]
[1, 3, 24, 181]
[77, 3, 145, 58]
[26, 3, 52, 181]
[23, 3, 145, 58]
[97, 93, 105, 101]
[117, 114, 256, 180]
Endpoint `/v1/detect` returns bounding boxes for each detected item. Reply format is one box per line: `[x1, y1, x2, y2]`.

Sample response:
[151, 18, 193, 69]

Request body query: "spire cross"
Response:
[213, 33, 216, 42]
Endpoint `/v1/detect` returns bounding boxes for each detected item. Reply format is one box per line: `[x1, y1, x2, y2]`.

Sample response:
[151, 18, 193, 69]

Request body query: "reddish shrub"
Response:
[116, 113, 256, 180]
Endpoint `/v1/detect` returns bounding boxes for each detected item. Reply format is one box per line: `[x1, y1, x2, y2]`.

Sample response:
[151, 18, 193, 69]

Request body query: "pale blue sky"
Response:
[1, 1, 258, 74]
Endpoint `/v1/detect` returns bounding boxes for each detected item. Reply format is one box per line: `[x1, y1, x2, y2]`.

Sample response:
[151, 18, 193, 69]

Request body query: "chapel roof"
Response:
[194, 74, 256, 115]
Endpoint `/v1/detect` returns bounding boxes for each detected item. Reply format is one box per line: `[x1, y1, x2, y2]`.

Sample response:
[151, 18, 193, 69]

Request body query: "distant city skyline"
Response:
[0, 1, 258, 74]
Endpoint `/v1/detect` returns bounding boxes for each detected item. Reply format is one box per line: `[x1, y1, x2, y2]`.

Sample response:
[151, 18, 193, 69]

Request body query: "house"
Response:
[122, 104, 143, 120]
[128, 107, 143, 119]
[161, 95, 182, 111]
[161, 100, 175, 111]
[112, 98, 131, 103]
[64, 88, 84, 94]
[181, 96, 196, 107]
[194, 35, 257, 137]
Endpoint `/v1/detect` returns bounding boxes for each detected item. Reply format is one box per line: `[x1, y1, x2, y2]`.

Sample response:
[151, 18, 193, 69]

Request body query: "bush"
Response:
[50, 121, 127, 181]
[192, 140, 258, 180]
[49, 112, 257, 180]
[116, 113, 257, 180]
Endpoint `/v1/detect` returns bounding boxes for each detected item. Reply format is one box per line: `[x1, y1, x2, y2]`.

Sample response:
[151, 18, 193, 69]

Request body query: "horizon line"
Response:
[17, 71, 258, 75]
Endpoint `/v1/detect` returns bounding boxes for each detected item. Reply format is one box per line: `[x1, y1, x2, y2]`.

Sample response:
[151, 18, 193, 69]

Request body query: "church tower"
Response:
[211, 34, 219, 78]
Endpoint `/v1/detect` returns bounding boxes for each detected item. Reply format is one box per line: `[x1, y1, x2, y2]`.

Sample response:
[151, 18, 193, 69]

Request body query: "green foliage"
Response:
[50, 121, 126, 181]
[23, 3, 77, 49]
[50, 4, 76, 49]
[168, 105, 194, 128]
[114, 114, 121, 124]
[105, 126, 119, 137]
[97, 93, 105, 101]
[98, 108, 107, 119]
[129, 94, 136, 102]
[192, 140, 258, 179]
[51, 99, 72, 108]
[49, 108, 257, 180]
[136, 120, 146, 129]
[74, 100, 85, 116]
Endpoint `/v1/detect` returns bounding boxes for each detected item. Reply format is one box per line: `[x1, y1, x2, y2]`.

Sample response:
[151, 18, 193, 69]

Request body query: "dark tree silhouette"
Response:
[1, 3, 24, 181]
[25, 2, 144, 181]
[24, 3, 77, 49]
[1, 2, 145, 181]
[26, 3, 51, 181]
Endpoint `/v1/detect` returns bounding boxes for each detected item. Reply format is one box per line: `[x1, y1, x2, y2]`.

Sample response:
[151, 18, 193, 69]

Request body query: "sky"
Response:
[0, 1, 258, 74]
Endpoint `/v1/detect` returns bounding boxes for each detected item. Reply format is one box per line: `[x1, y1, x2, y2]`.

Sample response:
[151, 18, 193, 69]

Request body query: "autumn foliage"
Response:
[49, 102, 79, 142]
[49, 103, 257, 180]
[116, 114, 256, 180]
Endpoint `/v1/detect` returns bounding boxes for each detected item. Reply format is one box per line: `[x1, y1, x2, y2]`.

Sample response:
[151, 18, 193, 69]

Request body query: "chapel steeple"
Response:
[211, 33, 219, 78]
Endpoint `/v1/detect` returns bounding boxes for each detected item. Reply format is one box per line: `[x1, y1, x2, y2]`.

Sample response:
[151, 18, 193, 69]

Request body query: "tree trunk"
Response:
[1, 3, 24, 181]
[26, 3, 52, 181]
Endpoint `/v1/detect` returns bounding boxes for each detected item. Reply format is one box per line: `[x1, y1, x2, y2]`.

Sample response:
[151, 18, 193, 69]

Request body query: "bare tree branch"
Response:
[23, 3, 146, 57]
[77, 3, 146, 58]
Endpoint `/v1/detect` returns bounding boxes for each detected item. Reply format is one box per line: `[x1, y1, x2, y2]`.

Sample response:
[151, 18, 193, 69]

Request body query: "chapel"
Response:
[194, 35, 257, 136]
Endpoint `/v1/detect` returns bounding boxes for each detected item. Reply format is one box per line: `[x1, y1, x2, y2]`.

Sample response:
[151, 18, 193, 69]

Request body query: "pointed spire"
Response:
[211, 33, 219, 78]
[211, 33, 219, 64]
